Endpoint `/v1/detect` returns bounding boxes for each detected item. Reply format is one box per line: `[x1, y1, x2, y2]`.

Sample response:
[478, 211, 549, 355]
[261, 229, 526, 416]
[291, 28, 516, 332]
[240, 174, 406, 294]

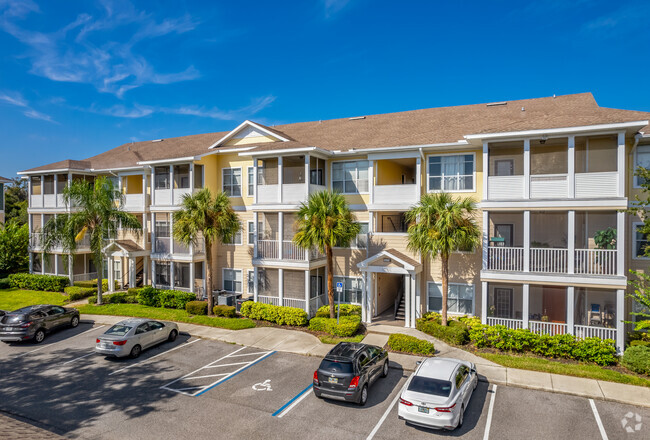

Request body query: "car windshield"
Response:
[319, 360, 353, 374]
[104, 325, 132, 336]
[2, 314, 26, 324]
[407, 376, 453, 397]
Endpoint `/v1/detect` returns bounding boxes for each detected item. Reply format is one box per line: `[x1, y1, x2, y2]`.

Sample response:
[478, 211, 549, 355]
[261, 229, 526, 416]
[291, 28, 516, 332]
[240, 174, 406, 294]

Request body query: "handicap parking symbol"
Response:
[252, 379, 273, 391]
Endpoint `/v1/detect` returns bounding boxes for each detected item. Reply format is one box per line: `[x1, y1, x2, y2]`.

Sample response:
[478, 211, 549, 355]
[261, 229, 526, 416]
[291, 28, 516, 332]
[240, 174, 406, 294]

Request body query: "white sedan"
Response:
[398, 358, 478, 430]
[95, 318, 179, 358]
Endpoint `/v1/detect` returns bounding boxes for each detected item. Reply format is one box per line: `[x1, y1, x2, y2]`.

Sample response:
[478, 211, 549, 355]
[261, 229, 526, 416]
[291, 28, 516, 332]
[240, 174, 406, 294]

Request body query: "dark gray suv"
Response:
[0, 305, 80, 343]
[313, 342, 389, 405]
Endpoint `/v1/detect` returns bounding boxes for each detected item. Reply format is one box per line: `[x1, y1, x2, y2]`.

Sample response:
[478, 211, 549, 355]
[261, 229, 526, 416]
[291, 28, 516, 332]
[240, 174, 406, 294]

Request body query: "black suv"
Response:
[313, 342, 389, 405]
[0, 305, 80, 343]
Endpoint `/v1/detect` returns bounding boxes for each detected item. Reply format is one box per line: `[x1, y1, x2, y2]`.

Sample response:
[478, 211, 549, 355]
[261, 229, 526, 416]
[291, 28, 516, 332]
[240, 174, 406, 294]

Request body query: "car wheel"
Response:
[70, 316, 80, 328]
[457, 404, 464, 428]
[168, 329, 178, 342]
[359, 384, 368, 406]
[130, 344, 142, 359]
[382, 360, 389, 378]
[33, 329, 45, 344]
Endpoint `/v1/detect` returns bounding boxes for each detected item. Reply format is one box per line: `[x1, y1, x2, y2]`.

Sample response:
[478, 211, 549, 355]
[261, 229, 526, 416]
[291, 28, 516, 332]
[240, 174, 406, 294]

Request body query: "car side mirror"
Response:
[416, 361, 422, 365]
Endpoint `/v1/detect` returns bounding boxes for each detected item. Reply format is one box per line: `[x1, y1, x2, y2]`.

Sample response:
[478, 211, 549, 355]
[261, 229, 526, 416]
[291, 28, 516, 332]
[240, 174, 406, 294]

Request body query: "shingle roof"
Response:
[20, 93, 650, 173]
[0, 176, 11, 183]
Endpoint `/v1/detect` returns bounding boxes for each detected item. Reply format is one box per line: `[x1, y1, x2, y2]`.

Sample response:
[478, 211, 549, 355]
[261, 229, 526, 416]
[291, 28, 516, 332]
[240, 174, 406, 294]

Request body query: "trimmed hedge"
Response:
[630, 340, 650, 347]
[64, 286, 96, 301]
[469, 324, 618, 366]
[186, 301, 208, 315]
[73, 279, 119, 291]
[387, 333, 435, 355]
[88, 291, 138, 304]
[135, 286, 195, 309]
[309, 315, 361, 337]
[0, 278, 10, 289]
[8, 273, 70, 292]
[240, 302, 309, 326]
[213, 305, 236, 318]
[621, 345, 650, 375]
[315, 304, 362, 318]
[416, 318, 469, 346]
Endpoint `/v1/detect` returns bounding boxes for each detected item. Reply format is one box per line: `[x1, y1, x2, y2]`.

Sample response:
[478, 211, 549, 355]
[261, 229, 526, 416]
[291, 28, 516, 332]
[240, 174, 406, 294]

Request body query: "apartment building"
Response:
[19, 93, 650, 352]
[0, 176, 10, 223]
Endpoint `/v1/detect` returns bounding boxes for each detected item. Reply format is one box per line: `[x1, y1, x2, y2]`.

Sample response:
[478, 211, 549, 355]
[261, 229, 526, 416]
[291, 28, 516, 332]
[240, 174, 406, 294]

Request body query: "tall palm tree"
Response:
[173, 188, 240, 316]
[405, 193, 480, 326]
[293, 191, 360, 319]
[42, 176, 141, 305]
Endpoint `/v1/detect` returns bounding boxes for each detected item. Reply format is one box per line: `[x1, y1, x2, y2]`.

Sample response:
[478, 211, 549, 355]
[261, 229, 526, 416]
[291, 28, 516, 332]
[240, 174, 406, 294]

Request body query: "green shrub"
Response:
[0, 278, 11, 289]
[64, 286, 96, 301]
[387, 333, 435, 355]
[74, 280, 97, 288]
[416, 318, 469, 345]
[87, 291, 138, 305]
[315, 304, 362, 318]
[186, 301, 208, 315]
[136, 286, 159, 307]
[621, 345, 650, 375]
[213, 305, 236, 318]
[127, 287, 142, 296]
[630, 340, 650, 347]
[136, 286, 195, 309]
[240, 302, 309, 326]
[8, 273, 70, 292]
[309, 315, 361, 337]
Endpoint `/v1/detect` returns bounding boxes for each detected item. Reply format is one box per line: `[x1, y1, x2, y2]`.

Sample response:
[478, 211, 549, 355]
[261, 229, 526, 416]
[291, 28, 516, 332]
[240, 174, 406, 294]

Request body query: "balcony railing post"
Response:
[566, 286, 574, 335]
[522, 284, 529, 330]
[481, 281, 487, 324]
[616, 211, 625, 276]
[617, 131, 625, 198]
[368, 160, 374, 205]
[523, 139, 530, 199]
[568, 210, 575, 274]
[482, 211, 488, 270]
[278, 212, 284, 260]
[568, 135, 575, 198]
[482, 142, 488, 200]
[278, 157, 283, 204]
[523, 210, 530, 272]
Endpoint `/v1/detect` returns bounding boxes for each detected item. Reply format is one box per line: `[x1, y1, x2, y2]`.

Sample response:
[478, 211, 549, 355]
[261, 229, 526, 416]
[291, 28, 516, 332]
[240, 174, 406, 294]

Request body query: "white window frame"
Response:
[247, 269, 255, 295]
[426, 152, 476, 193]
[222, 167, 242, 197]
[332, 276, 364, 305]
[331, 160, 369, 195]
[224, 221, 243, 246]
[247, 166, 255, 196]
[634, 145, 650, 188]
[247, 221, 255, 246]
[334, 221, 369, 249]
[222, 268, 243, 293]
[426, 282, 475, 315]
[633, 222, 650, 260]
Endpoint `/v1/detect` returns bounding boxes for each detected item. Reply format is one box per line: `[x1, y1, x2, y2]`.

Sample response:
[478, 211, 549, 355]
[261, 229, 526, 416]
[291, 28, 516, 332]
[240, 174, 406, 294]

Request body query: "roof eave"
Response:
[208, 120, 290, 149]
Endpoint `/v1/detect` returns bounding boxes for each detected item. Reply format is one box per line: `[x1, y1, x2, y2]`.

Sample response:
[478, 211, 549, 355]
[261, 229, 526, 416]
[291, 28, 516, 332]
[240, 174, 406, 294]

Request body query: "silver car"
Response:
[398, 358, 478, 430]
[95, 318, 179, 358]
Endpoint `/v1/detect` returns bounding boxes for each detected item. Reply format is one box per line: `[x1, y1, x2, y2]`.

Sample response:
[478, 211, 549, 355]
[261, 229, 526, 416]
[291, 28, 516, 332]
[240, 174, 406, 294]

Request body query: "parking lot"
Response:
[0, 322, 648, 440]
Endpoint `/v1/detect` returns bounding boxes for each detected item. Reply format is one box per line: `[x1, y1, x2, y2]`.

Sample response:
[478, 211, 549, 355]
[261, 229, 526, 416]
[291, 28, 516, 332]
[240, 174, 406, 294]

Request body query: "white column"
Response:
[615, 289, 625, 353]
[368, 160, 375, 205]
[523, 139, 530, 199]
[170, 261, 175, 289]
[108, 257, 114, 293]
[482, 210, 488, 270]
[253, 211, 259, 258]
[53, 174, 58, 207]
[566, 286, 575, 335]
[142, 173, 147, 210]
[150, 166, 156, 206]
[189, 163, 194, 194]
[253, 159, 258, 205]
[616, 211, 625, 276]
[40, 174, 45, 207]
[368, 211, 374, 233]
[169, 165, 174, 206]
[568, 210, 575, 274]
[143, 256, 149, 285]
[189, 259, 195, 294]
[568, 136, 575, 198]
[29, 252, 33, 274]
[404, 275, 411, 328]
[202, 258, 207, 293]
[41, 252, 45, 275]
[150, 212, 156, 253]
[54, 252, 59, 276]
[129, 257, 136, 288]
[361, 272, 368, 323]
[415, 157, 422, 201]
[482, 141, 489, 200]
[67, 172, 72, 211]
[617, 132, 626, 198]
[410, 274, 417, 328]
[278, 212, 284, 260]
[68, 254, 73, 284]
[278, 268, 284, 306]
[524, 210, 531, 272]
[366, 272, 373, 324]
[522, 284, 530, 329]
[151, 258, 156, 288]
[304, 270, 310, 316]
[481, 281, 488, 324]
[169, 213, 174, 254]
[278, 156, 283, 203]
[304, 154, 310, 200]
[253, 267, 259, 302]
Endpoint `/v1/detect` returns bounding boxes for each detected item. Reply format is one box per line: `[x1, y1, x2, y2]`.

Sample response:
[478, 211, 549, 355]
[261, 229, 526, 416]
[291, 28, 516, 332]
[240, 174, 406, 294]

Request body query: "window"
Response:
[223, 168, 242, 197]
[248, 221, 256, 245]
[225, 222, 242, 245]
[174, 262, 190, 289]
[223, 269, 242, 293]
[149, 321, 164, 330]
[635, 145, 650, 187]
[332, 276, 363, 304]
[634, 223, 649, 259]
[428, 154, 474, 191]
[154, 166, 170, 189]
[247, 167, 254, 196]
[155, 262, 170, 286]
[428, 283, 474, 314]
[247, 270, 255, 294]
[355, 222, 369, 248]
[332, 161, 369, 194]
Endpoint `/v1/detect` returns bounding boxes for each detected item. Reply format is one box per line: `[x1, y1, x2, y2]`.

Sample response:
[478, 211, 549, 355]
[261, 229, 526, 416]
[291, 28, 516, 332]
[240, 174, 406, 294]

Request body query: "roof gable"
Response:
[209, 120, 290, 149]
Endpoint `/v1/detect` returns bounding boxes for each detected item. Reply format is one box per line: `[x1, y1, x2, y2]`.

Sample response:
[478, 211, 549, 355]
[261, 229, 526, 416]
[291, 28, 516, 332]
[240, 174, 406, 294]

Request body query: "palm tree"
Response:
[293, 191, 360, 319]
[173, 188, 240, 316]
[42, 176, 141, 304]
[405, 193, 480, 326]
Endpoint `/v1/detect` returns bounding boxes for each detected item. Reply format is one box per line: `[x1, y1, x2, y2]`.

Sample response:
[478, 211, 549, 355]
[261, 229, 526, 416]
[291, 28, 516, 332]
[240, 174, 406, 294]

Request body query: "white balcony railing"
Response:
[43, 194, 57, 207]
[257, 295, 280, 306]
[574, 325, 617, 341]
[282, 183, 306, 204]
[574, 249, 617, 276]
[487, 317, 524, 329]
[575, 172, 618, 198]
[124, 193, 144, 210]
[257, 185, 279, 204]
[530, 248, 568, 273]
[153, 188, 172, 205]
[487, 247, 524, 271]
[529, 320, 567, 336]
[487, 171, 620, 200]
[155, 237, 171, 254]
[530, 174, 567, 199]
[374, 184, 418, 205]
[73, 272, 97, 282]
[173, 187, 192, 205]
[283, 240, 306, 260]
[283, 298, 306, 309]
[309, 295, 328, 316]
[30, 194, 43, 208]
[487, 175, 524, 200]
[257, 240, 279, 259]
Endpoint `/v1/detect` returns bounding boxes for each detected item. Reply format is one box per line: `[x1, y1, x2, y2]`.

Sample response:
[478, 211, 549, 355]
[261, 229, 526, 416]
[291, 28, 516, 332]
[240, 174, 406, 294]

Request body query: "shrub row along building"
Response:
[19, 93, 650, 352]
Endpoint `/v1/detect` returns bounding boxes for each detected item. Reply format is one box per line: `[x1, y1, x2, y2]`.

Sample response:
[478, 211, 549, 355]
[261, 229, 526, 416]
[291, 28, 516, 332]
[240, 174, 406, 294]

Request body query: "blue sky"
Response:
[1, 0, 649, 178]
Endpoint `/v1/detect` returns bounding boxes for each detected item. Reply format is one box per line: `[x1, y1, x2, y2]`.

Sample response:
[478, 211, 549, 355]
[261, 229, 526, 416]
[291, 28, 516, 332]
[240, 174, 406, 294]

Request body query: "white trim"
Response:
[241, 146, 332, 158]
[209, 120, 290, 149]
[247, 269, 255, 295]
[632, 222, 650, 260]
[247, 220, 255, 246]
[426, 152, 476, 193]
[222, 267, 243, 293]
[138, 156, 198, 166]
[357, 249, 421, 273]
[480, 270, 628, 287]
[222, 167, 243, 198]
[479, 198, 627, 209]
[464, 121, 648, 142]
[426, 281, 476, 316]
[633, 144, 650, 188]
[367, 151, 421, 161]
[224, 221, 243, 246]
[247, 166, 255, 197]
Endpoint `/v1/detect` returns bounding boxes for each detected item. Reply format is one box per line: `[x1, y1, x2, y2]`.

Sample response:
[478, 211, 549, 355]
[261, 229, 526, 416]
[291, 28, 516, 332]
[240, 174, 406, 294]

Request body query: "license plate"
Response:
[328, 377, 338, 384]
[418, 406, 429, 414]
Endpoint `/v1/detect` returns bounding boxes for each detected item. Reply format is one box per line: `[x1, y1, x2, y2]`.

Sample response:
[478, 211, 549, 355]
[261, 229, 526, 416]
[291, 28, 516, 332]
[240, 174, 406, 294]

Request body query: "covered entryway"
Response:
[357, 248, 422, 328]
[103, 240, 150, 292]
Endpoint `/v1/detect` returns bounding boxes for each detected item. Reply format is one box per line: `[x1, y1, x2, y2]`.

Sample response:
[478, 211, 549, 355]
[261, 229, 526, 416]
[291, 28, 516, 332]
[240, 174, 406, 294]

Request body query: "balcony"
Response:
[374, 184, 418, 205]
[370, 157, 421, 209]
[254, 155, 326, 205]
[123, 193, 146, 210]
[256, 240, 323, 262]
[29, 232, 90, 252]
[151, 163, 203, 207]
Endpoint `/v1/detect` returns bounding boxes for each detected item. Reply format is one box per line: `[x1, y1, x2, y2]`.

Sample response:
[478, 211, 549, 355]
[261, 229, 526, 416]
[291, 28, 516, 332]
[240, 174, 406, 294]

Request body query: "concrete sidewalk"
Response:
[81, 314, 650, 409]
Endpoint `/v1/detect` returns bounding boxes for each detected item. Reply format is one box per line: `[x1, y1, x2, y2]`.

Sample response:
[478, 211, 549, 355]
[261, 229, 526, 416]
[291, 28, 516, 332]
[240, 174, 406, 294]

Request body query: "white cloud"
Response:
[0, 0, 201, 97]
[0, 90, 56, 123]
[324, 0, 353, 18]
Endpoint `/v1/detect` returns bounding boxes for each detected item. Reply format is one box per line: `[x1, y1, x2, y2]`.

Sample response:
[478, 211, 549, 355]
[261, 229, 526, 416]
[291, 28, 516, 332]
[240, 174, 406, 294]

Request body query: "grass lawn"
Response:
[319, 334, 365, 344]
[0, 288, 67, 310]
[477, 352, 650, 388]
[76, 304, 256, 330]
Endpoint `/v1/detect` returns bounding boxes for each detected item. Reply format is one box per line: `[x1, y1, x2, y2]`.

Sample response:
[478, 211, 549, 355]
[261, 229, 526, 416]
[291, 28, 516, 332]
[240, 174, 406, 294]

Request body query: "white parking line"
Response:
[366, 381, 408, 440]
[589, 399, 609, 440]
[483, 384, 497, 440]
[62, 352, 95, 365]
[108, 339, 201, 376]
[14, 325, 106, 358]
